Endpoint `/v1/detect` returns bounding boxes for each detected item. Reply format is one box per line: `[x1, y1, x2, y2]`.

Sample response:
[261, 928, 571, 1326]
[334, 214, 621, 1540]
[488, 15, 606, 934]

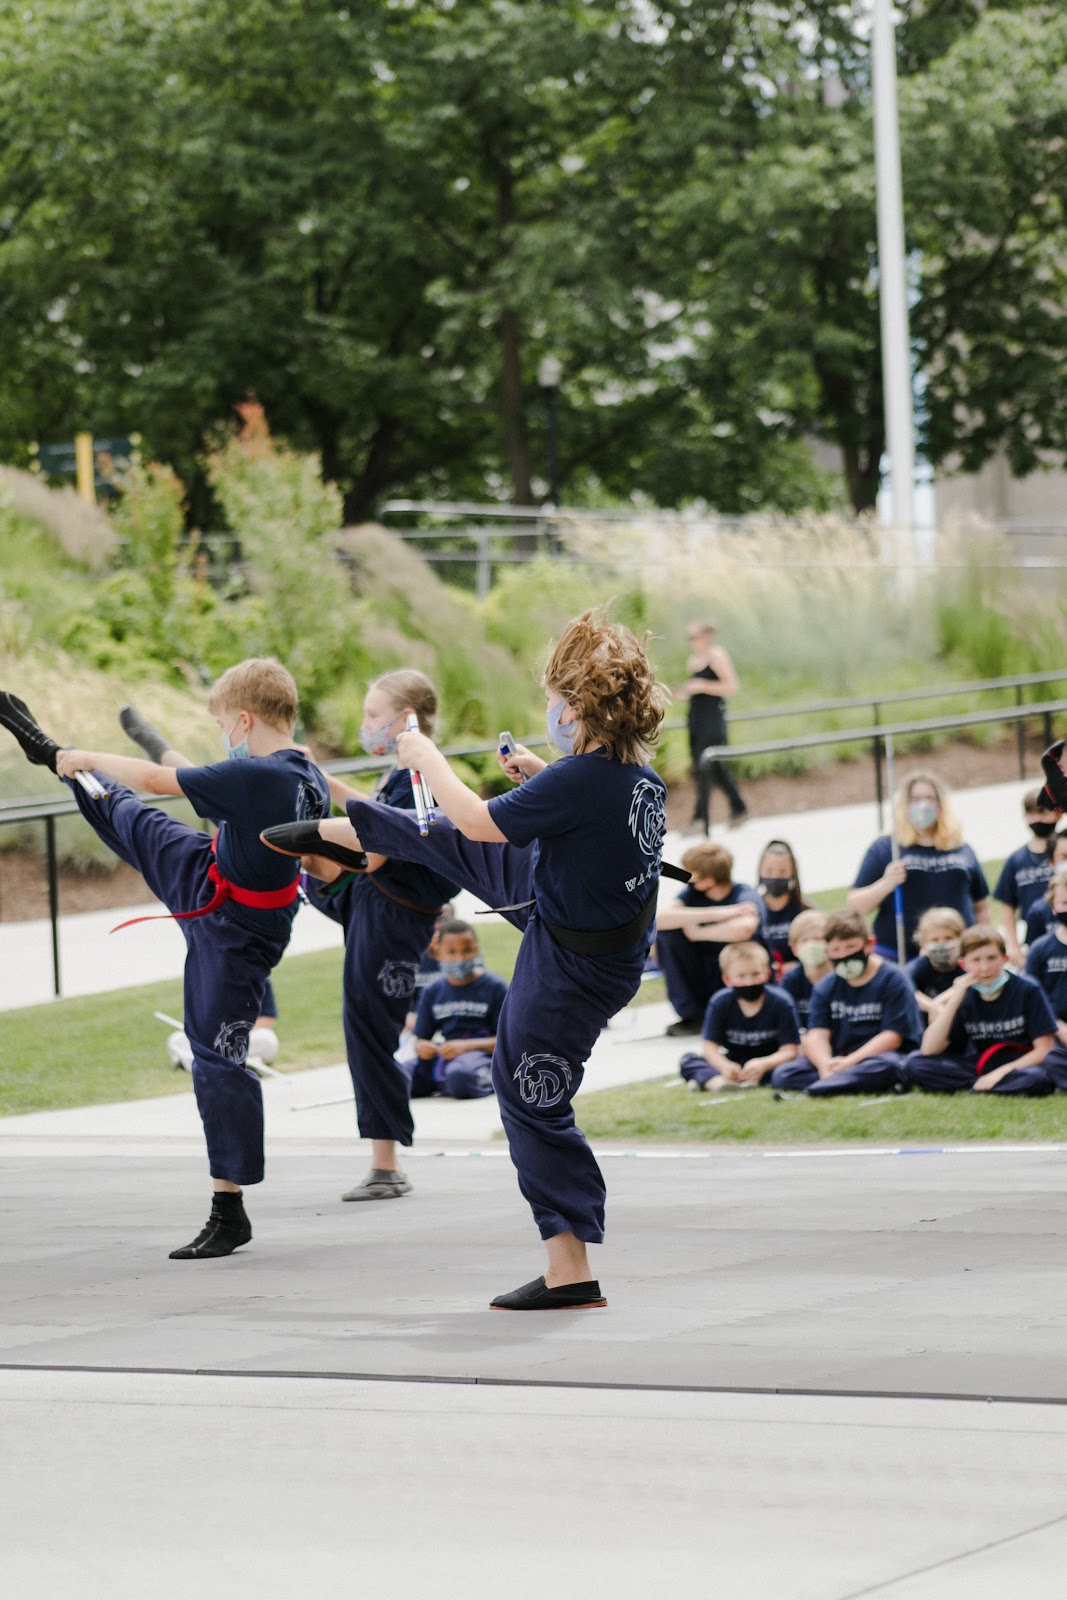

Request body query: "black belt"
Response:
[477, 861, 690, 958]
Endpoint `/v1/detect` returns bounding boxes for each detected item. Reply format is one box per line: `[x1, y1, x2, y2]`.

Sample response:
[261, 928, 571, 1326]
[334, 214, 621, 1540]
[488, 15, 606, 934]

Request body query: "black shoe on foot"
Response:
[665, 1017, 702, 1038]
[491, 1276, 607, 1311]
[119, 704, 170, 763]
[0, 692, 60, 772]
[261, 822, 368, 873]
[169, 1195, 252, 1259]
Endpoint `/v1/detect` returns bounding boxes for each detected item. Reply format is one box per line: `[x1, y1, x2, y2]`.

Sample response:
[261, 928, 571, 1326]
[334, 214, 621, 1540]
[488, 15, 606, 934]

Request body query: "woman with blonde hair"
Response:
[847, 770, 989, 960]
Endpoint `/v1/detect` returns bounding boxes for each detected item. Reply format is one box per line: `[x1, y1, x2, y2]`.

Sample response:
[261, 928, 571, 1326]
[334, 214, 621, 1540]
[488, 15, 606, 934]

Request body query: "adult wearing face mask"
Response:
[847, 771, 989, 960]
[768, 909, 923, 1096]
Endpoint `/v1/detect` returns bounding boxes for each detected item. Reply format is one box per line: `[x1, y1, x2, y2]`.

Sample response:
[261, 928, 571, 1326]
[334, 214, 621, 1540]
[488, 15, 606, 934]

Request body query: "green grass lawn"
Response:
[578, 1076, 1067, 1145]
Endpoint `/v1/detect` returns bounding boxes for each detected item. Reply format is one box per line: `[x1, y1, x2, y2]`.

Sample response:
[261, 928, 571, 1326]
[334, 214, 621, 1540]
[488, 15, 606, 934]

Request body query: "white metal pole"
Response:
[872, 0, 915, 549]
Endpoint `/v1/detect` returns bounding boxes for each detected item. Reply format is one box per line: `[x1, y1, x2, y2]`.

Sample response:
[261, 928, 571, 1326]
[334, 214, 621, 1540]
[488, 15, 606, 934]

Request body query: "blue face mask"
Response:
[546, 700, 577, 755]
[973, 970, 1010, 998]
[221, 719, 251, 761]
[359, 721, 398, 758]
[439, 958, 480, 981]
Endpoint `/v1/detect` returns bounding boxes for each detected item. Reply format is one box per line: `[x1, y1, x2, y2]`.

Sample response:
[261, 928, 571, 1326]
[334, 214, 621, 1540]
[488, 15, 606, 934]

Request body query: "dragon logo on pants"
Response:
[628, 778, 666, 865]
[378, 960, 418, 999]
[213, 1019, 250, 1064]
[513, 1052, 574, 1110]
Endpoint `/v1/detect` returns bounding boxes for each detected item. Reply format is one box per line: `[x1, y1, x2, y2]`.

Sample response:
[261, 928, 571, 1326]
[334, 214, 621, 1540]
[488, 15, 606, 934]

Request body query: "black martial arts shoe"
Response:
[665, 1017, 701, 1038]
[0, 692, 61, 771]
[119, 703, 170, 763]
[341, 1169, 413, 1201]
[491, 1276, 607, 1311]
[169, 1193, 252, 1259]
[261, 822, 369, 873]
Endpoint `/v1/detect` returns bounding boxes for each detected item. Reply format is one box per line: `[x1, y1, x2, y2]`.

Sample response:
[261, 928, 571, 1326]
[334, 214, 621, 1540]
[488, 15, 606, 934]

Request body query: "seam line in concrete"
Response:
[834, 1509, 1067, 1599]
[4, 1361, 1067, 1409]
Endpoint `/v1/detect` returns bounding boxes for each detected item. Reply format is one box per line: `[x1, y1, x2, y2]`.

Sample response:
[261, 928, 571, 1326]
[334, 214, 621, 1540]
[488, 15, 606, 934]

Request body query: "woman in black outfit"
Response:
[679, 621, 747, 833]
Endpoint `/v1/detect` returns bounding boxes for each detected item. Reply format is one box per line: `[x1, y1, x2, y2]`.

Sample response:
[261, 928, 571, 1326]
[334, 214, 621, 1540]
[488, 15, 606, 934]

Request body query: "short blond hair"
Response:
[208, 658, 298, 733]
[681, 841, 733, 886]
[915, 906, 965, 942]
[788, 909, 827, 950]
[543, 607, 665, 766]
[719, 941, 770, 976]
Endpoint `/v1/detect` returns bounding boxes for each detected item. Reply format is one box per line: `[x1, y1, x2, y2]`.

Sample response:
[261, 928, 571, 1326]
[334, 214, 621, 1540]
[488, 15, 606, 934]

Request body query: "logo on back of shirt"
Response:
[378, 960, 419, 1000]
[513, 1052, 573, 1109]
[214, 1019, 250, 1064]
[629, 779, 666, 866]
[295, 778, 327, 822]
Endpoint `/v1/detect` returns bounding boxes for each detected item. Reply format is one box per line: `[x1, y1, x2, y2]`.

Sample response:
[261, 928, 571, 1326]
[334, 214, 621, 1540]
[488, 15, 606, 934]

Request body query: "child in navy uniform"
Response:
[411, 920, 507, 1099]
[901, 924, 1055, 1095]
[779, 910, 831, 1033]
[1025, 867, 1067, 1088]
[0, 661, 330, 1258]
[755, 840, 810, 974]
[1017, 830, 1067, 948]
[770, 909, 922, 1096]
[994, 787, 1060, 964]
[678, 942, 800, 1089]
[654, 841, 761, 1035]
[302, 671, 458, 1201]
[266, 609, 668, 1310]
[905, 907, 965, 1016]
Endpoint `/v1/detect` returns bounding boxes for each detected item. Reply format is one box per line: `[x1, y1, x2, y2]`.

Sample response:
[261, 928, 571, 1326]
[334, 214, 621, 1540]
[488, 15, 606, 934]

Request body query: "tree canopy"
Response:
[1, 0, 1064, 517]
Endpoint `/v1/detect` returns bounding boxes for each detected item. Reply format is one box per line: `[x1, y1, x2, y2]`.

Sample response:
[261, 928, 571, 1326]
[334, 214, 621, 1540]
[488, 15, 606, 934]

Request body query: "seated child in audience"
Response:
[769, 909, 922, 1097]
[755, 839, 811, 976]
[678, 942, 800, 1090]
[1026, 867, 1067, 1088]
[409, 919, 508, 1100]
[900, 923, 1055, 1096]
[779, 910, 831, 1032]
[655, 841, 761, 1037]
[395, 903, 455, 1064]
[1020, 830, 1067, 947]
[994, 787, 1060, 964]
[905, 907, 965, 1016]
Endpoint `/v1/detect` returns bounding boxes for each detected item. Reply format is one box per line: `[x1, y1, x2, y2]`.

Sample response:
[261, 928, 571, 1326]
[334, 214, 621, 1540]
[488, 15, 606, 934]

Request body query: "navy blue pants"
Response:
[769, 1052, 906, 1096]
[655, 928, 720, 1024]
[406, 1049, 495, 1100]
[348, 801, 643, 1245]
[1040, 1042, 1067, 1090]
[679, 1050, 719, 1087]
[305, 874, 436, 1145]
[898, 1051, 1053, 1096]
[67, 777, 289, 1185]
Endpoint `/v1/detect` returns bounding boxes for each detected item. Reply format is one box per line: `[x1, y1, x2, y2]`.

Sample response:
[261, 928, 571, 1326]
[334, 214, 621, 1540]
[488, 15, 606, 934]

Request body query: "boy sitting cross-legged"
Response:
[0, 663, 330, 1258]
[900, 923, 1056, 1096]
[409, 919, 508, 1100]
[678, 941, 800, 1091]
[769, 908, 923, 1097]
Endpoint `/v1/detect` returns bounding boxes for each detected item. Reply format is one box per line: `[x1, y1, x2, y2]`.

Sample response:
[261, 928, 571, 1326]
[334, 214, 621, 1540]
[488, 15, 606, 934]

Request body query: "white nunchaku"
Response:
[405, 713, 435, 835]
[74, 770, 107, 799]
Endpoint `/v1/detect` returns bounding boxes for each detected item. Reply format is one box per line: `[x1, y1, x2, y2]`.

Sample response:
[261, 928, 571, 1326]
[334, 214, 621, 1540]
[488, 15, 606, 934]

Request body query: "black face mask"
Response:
[760, 876, 793, 898]
[1030, 821, 1057, 840]
[1054, 912, 1067, 928]
[734, 983, 765, 1002]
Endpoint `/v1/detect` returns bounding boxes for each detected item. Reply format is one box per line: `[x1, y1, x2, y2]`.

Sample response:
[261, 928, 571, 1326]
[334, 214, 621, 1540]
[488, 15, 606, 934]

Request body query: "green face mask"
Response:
[797, 940, 827, 969]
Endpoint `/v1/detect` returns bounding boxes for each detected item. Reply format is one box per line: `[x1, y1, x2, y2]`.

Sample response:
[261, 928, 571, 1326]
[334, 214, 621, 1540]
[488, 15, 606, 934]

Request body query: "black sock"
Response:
[211, 1190, 246, 1219]
[119, 704, 170, 763]
[0, 693, 61, 772]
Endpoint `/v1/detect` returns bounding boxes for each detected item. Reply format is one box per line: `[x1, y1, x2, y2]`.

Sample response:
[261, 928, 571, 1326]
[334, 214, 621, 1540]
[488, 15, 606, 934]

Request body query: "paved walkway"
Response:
[0, 776, 1032, 1011]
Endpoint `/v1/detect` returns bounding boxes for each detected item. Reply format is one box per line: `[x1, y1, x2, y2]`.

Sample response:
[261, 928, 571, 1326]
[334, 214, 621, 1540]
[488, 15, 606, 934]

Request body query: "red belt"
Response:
[112, 836, 299, 933]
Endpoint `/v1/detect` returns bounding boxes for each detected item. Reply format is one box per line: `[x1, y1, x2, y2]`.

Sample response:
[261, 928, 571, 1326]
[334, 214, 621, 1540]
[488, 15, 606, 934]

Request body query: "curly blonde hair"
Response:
[543, 608, 666, 767]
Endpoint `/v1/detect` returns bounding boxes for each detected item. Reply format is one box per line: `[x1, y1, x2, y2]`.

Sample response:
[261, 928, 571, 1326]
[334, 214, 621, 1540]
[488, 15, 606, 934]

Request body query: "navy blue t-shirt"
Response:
[414, 970, 508, 1043]
[808, 961, 922, 1055]
[905, 953, 960, 1002]
[1025, 932, 1067, 1020]
[178, 749, 330, 904]
[664, 880, 762, 1001]
[994, 844, 1053, 915]
[487, 753, 667, 944]
[949, 972, 1056, 1057]
[759, 895, 806, 967]
[1026, 897, 1053, 945]
[701, 985, 800, 1064]
[371, 767, 459, 908]
[852, 836, 988, 955]
[781, 964, 817, 1028]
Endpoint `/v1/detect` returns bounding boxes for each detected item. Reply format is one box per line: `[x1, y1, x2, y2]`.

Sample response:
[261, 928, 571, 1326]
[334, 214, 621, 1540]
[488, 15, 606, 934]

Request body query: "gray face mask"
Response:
[221, 719, 251, 760]
[439, 958, 481, 981]
[546, 700, 577, 755]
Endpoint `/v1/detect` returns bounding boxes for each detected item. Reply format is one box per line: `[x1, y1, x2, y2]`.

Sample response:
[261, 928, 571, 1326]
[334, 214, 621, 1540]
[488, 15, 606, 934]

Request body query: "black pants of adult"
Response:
[690, 719, 745, 826]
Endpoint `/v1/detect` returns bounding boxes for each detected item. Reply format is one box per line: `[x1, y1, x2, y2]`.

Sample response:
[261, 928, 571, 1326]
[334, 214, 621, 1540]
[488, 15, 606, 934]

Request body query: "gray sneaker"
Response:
[341, 1168, 413, 1202]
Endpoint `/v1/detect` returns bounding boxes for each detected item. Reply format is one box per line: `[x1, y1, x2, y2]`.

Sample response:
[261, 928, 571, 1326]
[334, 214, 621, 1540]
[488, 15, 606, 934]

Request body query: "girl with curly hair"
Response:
[264, 609, 669, 1310]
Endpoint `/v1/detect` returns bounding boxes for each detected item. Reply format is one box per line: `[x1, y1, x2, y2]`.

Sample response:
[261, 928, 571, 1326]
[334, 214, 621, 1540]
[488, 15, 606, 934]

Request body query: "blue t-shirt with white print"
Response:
[808, 961, 922, 1056]
[1025, 931, 1067, 1020]
[949, 971, 1056, 1058]
[487, 752, 667, 947]
[781, 964, 816, 1027]
[994, 844, 1053, 915]
[758, 896, 806, 967]
[414, 970, 508, 1043]
[701, 984, 800, 1064]
[852, 836, 988, 956]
